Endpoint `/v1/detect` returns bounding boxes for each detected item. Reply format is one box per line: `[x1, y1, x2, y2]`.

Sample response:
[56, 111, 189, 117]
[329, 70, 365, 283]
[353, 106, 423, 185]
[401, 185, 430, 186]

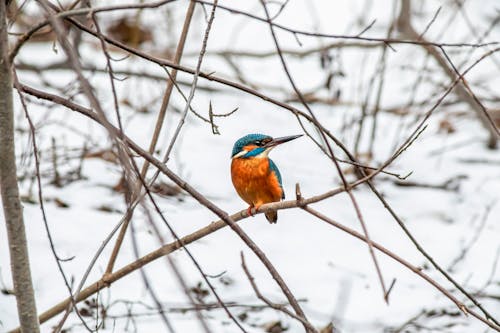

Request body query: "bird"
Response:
[231, 133, 302, 223]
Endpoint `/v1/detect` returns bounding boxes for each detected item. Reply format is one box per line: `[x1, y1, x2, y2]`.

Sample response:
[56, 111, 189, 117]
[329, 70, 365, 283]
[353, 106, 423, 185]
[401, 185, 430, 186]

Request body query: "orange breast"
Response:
[231, 158, 283, 207]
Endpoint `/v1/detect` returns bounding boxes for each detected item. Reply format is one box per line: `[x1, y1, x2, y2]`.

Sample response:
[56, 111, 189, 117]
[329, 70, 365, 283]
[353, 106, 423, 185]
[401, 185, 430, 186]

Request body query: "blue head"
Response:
[231, 133, 302, 159]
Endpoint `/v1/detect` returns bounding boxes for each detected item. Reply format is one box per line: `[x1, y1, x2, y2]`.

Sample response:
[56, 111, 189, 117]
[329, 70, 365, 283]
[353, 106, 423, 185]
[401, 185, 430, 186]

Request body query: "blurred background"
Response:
[1, 0, 499, 332]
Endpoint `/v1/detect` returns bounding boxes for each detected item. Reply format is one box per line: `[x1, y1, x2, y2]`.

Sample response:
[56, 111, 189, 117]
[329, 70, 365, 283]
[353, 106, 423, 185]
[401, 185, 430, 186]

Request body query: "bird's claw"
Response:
[247, 205, 261, 217]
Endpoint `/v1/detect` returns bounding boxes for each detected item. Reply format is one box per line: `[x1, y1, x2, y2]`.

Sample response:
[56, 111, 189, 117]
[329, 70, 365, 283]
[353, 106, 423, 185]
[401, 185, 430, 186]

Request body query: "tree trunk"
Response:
[0, 2, 40, 332]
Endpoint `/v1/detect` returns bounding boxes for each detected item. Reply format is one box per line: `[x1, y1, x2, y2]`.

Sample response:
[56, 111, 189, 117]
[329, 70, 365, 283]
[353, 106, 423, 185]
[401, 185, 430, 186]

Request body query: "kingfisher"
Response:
[231, 133, 302, 223]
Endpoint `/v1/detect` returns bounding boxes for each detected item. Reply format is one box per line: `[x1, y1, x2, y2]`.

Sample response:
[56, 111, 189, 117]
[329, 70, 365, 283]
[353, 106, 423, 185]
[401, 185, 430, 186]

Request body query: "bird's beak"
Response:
[264, 134, 303, 148]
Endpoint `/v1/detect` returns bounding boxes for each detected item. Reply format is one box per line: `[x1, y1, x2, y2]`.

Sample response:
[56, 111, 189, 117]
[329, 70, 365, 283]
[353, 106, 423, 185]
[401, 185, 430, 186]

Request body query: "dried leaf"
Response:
[96, 205, 121, 214]
[84, 149, 119, 164]
[151, 181, 182, 197]
[112, 176, 128, 193]
[190, 282, 209, 303]
[54, 197, 70, 208]
[263, 320, 288, 333]
[107, 17, 153, 47]
[78, 307, 92, 317]
[237, 311, 248, 322]
[438, 119, 456, 134]
[319, 322, 334, 333]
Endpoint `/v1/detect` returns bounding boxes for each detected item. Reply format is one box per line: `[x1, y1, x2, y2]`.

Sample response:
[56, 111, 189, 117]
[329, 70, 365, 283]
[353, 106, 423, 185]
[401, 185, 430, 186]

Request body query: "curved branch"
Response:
[12, 82, 500, 332]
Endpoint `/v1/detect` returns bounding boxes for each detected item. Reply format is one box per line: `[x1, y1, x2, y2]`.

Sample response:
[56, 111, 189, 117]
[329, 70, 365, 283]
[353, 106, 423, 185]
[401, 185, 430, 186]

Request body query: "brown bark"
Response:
[0, 1, 40, 332]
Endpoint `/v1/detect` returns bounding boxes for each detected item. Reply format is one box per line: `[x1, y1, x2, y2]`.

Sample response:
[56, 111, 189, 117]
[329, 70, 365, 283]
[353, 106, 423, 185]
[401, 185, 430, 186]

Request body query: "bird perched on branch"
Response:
[231, 133, 302, 223]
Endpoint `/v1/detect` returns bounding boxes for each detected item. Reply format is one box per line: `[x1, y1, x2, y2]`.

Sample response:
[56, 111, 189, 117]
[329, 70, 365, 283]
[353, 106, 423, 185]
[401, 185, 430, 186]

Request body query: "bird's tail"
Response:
[265, 210, 278, 224]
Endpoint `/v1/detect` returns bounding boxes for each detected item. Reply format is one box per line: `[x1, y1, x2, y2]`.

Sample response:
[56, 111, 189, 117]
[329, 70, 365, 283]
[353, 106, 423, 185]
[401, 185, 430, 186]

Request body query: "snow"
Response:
[1, 0, 499, 332]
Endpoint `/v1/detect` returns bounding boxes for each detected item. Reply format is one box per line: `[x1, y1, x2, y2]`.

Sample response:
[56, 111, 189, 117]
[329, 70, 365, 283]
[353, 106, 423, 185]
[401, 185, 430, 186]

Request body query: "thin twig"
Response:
[14, 28, 496, 330]
[240, 252, 319, 332]
[259, 0, 389, 304]
[104, 0, 196, 278]
[12, 70, 94, 333]
[301, 206, 499, 331]
[162, 0, 215, 162]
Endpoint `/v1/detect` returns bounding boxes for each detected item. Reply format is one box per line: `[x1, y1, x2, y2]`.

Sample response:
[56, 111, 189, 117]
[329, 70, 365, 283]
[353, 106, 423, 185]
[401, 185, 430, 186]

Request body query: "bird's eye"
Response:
[255, 140, 262, 146]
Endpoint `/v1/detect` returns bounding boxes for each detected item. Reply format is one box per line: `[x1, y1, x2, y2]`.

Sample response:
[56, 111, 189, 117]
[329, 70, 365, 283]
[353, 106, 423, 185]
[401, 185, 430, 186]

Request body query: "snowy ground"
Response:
[1, 0, 499, 332]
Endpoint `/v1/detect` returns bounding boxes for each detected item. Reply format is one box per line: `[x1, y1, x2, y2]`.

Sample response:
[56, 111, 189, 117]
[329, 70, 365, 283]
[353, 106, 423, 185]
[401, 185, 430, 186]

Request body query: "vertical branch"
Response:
[105, 0, 197, 275]
[0, 1, 40, 332]
[37, 1, 142, 327]
[13, 70, 94, 333]
[368, 0, 398, 156]
[143, 0, 197, 168]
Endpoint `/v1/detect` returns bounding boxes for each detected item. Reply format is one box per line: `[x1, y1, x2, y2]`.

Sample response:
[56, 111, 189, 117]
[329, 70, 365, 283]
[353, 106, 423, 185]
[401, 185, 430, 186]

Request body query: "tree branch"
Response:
[0, 1, 40, 332]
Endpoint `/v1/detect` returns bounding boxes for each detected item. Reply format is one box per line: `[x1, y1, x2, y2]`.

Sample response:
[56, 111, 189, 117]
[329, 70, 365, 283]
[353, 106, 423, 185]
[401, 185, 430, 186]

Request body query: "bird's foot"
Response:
[247, 204, 261, 217]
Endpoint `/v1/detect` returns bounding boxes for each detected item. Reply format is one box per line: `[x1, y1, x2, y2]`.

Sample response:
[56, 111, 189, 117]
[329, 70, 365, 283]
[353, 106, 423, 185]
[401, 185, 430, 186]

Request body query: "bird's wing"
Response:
[268, 159, 285, 199]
